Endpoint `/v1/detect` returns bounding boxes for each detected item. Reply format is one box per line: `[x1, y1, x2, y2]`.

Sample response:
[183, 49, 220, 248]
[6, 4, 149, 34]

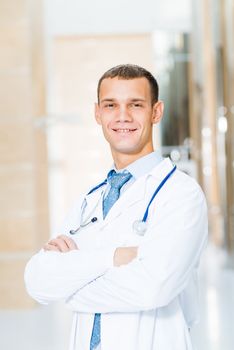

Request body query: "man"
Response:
[25, 64, 208, 350]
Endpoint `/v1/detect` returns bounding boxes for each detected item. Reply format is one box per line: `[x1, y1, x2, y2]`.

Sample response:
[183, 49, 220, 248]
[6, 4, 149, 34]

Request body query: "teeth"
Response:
[115, 129, 134, 132]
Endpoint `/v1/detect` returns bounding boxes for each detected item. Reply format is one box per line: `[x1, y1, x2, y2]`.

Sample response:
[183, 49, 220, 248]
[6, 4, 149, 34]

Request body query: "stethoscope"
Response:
[70, 165, 176, 236]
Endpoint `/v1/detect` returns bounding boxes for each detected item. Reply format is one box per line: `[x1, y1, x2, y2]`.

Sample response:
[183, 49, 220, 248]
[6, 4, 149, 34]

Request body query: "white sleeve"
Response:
[66, 186, 208, 313]
[24, 194, 116, 305]
[24, 247, 116, 305]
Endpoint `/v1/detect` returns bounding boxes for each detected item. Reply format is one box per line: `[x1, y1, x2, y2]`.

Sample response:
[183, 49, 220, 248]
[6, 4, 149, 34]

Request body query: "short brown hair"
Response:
[97, 64, 159, 105]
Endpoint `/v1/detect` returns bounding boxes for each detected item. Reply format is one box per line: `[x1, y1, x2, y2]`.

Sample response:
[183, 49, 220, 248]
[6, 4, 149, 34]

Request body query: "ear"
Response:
[152, 101, 164, 124]
[95, 103, 102, 125]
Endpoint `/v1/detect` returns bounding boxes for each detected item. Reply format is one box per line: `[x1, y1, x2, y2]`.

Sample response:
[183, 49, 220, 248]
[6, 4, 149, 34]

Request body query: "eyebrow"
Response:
[100, 98, 115, 103]
[100, 98, 146, 103]
[130, 98, 146, 102]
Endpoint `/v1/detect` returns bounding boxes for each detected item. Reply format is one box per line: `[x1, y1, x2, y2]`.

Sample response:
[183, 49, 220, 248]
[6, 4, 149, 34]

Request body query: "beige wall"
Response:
[0, 0, 49, 308]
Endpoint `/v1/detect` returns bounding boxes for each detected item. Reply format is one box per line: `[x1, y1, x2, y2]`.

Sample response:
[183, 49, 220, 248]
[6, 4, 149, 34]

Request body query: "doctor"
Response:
[24, 64, 208, 350]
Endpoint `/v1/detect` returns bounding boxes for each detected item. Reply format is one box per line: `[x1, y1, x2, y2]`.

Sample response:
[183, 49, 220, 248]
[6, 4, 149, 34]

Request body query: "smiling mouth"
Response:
[112, 128, 137, 133]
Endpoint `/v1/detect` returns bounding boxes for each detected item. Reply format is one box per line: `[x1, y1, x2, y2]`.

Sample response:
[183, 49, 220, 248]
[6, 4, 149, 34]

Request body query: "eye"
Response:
[103, 103, 115, 109]
[130, 102, 143, 108]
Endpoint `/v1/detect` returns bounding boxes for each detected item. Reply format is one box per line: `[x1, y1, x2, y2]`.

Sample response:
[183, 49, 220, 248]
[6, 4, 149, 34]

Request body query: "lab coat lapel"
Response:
[84, 186, 104, 220]
[149, 157, 175, 180]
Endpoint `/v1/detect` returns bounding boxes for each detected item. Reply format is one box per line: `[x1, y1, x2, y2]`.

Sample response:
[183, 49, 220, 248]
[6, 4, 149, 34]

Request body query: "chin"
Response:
[111, 144, 142, 155]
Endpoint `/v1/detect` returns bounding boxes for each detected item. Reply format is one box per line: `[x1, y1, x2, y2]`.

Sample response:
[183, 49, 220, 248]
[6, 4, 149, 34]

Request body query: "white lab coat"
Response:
[25, 158, 208, 350]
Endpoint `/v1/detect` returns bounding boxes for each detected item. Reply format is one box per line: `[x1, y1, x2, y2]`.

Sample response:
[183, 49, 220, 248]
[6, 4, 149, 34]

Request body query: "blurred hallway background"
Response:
[0, 0, 234, 349]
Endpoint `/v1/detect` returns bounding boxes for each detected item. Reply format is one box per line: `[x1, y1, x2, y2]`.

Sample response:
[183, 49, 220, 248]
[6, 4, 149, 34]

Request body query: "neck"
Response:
[112, 147, 154, 170]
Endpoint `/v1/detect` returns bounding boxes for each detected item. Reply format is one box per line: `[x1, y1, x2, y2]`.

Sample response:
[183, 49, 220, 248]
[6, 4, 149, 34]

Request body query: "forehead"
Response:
[99, 77, 151, 101]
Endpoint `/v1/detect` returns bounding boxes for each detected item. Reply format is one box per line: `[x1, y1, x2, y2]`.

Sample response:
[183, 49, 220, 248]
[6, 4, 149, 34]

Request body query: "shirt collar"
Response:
[110, 150, 163, 180]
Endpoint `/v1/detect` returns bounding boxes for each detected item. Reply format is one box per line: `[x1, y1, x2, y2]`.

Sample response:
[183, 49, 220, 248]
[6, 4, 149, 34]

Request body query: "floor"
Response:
[191, 244, 234, 350]
[0, 243, 233, 350]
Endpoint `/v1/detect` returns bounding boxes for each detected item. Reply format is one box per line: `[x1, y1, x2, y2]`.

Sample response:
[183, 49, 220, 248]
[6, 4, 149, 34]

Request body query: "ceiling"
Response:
[44, 0, 192, 36]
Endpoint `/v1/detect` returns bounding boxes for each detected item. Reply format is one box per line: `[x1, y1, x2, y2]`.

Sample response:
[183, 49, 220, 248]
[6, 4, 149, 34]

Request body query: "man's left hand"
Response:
[44, 235, 78, 252]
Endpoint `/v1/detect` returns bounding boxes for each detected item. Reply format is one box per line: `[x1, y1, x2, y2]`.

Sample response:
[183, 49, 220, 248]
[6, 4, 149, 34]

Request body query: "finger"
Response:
[58, 235, 78, 250]
[43, 242, 60, 252]
[49, 238, 69, 252]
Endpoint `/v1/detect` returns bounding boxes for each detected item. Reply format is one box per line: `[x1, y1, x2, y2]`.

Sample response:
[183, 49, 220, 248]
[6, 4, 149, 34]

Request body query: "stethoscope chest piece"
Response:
[132, 220, 148, 236]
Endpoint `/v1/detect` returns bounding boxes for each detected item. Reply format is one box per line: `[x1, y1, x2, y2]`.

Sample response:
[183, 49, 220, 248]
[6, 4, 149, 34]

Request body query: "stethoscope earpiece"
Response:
[70, 217, 98, 234]
[91, 217, 98, 223]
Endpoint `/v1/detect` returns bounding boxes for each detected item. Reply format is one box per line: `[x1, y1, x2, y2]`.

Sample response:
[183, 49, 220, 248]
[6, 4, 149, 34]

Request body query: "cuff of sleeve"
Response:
[137, 243, 148, 261]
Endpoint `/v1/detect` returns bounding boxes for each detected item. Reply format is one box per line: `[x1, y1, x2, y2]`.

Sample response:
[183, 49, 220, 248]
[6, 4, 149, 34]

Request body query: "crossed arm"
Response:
[25, 186, 208, 312]
[43, 235, 138, 267]
[24, 235, 139, 304]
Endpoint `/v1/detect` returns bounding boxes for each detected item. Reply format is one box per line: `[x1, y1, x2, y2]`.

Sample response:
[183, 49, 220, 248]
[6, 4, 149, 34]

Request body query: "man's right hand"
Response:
[114, 247, 138, 267]
[44, 235, 78, 252]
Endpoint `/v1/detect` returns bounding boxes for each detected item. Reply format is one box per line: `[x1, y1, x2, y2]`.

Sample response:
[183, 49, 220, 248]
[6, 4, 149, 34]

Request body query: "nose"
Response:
[117, 105, 132, 123]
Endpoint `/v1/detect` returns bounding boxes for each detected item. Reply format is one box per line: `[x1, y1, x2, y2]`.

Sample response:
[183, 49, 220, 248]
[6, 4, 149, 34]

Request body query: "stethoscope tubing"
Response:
[142, 165, 177, 222]
[87, 180, 107, 195]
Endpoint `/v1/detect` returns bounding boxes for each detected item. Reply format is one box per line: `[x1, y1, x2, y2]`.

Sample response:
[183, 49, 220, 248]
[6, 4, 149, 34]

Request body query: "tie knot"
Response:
[107, 170, 132, 190]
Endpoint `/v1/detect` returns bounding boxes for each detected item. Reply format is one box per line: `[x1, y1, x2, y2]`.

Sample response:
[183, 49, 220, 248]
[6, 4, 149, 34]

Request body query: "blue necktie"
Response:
[90, 170, 132, 350]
